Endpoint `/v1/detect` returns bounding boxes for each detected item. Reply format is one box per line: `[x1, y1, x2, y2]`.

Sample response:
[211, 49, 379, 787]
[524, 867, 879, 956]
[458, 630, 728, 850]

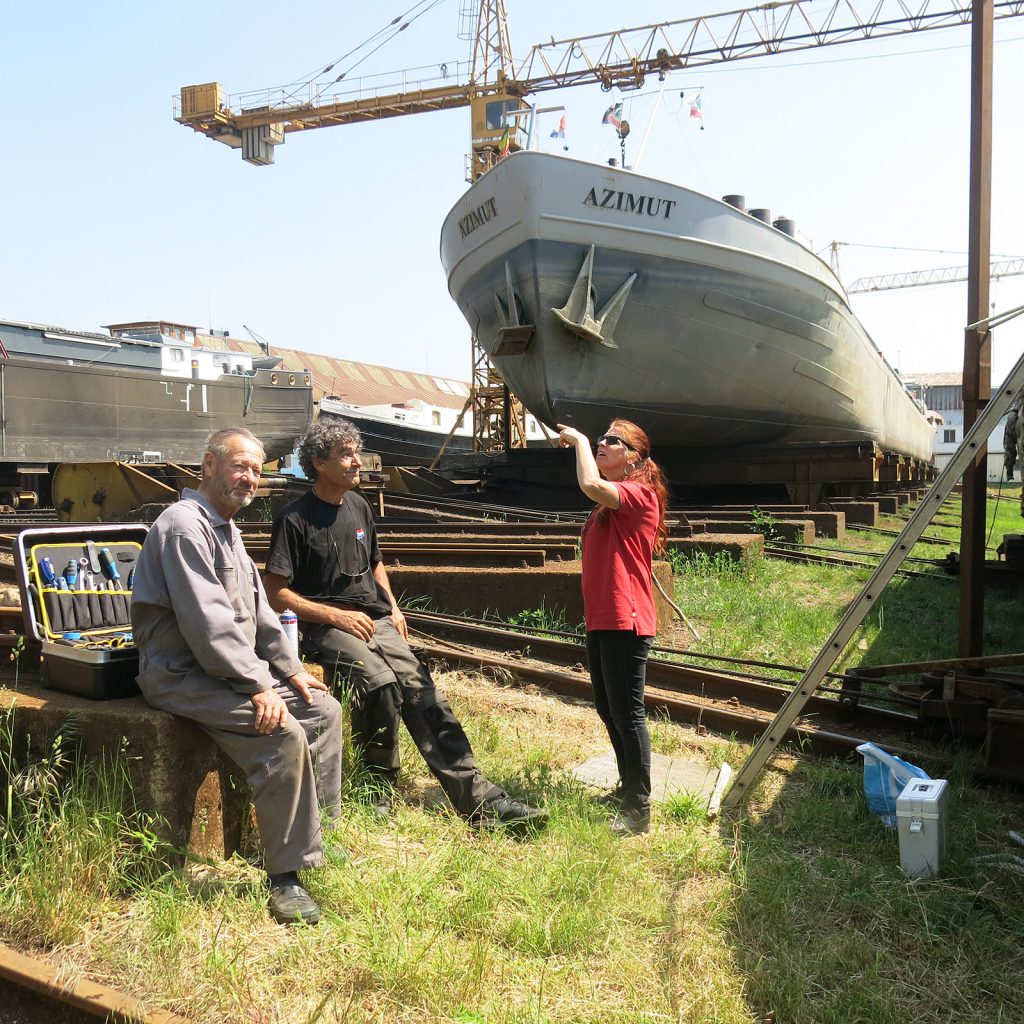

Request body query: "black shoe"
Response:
[596, 786, 624, 808]
[268, 883, 321, 925]
[610, 806, 651, 836]
[469, 796, 549, 832]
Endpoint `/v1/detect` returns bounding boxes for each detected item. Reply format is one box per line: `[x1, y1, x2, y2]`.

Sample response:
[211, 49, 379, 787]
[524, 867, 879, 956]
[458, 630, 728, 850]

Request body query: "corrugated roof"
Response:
[197, 334, 470, 409]
[901, 371, 962, 387]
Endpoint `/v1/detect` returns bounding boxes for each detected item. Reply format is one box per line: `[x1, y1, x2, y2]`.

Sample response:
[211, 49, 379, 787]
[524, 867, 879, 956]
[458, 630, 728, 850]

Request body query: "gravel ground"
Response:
[0, 979, 99, 1024]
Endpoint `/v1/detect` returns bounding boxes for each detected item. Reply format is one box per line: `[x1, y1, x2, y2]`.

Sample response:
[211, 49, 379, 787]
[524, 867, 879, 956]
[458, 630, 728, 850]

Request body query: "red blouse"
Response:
[580, 479, 659, 635]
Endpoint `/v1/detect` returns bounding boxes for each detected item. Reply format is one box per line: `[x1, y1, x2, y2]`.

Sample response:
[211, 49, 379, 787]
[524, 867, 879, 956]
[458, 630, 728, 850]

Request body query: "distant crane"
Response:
[848, 258, 1024, 293]
[174, 0, 1024, 451]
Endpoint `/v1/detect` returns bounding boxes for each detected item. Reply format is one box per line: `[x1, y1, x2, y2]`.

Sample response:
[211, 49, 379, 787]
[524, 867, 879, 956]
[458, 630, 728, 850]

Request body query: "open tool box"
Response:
[15, 525, 148, 699]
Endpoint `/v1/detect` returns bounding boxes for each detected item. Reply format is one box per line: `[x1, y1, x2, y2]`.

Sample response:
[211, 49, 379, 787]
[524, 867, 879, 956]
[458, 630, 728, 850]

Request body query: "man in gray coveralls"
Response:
[132, 426, 342, 926]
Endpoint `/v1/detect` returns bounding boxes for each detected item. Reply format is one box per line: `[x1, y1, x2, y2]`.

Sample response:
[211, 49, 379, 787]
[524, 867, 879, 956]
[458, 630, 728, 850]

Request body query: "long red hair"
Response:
[592, 418, 669, 554]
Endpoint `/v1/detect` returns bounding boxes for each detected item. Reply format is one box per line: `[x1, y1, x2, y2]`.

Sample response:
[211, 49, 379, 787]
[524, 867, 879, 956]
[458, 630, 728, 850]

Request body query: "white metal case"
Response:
[896, 778, 949, 879]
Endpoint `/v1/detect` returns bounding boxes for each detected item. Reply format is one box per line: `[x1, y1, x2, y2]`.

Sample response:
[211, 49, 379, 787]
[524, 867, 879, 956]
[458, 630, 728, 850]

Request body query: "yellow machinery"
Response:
[51, 463, 201, 523]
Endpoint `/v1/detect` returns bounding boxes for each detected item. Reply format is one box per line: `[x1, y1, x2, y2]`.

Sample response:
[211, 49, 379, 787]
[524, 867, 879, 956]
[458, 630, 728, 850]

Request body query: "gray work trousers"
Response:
[138, 674, 343, 875]
[303, 616, 501, 816]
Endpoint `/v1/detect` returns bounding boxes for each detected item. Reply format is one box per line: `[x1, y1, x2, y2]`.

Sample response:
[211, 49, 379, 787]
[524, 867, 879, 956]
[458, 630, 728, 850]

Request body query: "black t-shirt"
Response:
[266, 489, 392, 619]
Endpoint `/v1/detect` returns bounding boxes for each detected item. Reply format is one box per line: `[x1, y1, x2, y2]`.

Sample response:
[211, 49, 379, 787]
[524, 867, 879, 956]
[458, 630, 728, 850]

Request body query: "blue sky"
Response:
[3, 1, 1024, 384]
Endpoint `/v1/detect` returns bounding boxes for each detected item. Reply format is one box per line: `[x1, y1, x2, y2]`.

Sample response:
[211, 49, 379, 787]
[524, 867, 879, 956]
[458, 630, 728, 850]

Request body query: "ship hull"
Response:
[440, 152, 934, 462]
[336, 412, 474, 467]
[0, 354, 312, 464]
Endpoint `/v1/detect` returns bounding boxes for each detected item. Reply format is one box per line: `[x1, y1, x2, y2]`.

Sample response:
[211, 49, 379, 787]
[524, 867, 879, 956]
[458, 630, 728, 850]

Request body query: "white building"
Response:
[902, 371, 1012, 482]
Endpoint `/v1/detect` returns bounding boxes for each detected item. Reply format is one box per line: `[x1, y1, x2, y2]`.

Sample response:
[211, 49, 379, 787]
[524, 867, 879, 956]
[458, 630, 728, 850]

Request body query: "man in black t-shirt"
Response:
[264, 416, 547, 832]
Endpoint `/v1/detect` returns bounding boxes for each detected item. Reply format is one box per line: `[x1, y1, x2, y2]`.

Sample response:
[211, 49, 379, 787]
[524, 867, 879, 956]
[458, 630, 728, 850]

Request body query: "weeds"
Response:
[662, 787, 710, 823]
[750, 506, 782, 542]
[0, 705, 167, 947]
[503, 601, 581, 634]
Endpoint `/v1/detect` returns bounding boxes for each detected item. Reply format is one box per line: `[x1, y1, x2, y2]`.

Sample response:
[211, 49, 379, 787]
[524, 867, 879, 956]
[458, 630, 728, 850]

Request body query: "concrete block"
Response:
[0, 680, 247, 866]
[827, 500, 879, 526]
[667, 533, 763, 564]
[868, 495, 899, 515]
[683, 509, 843, 539]
[574, 748, 718, 804]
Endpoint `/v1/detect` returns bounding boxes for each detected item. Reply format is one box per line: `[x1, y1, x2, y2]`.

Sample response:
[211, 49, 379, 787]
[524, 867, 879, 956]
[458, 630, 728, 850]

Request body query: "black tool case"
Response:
[15, 525, 148, 699]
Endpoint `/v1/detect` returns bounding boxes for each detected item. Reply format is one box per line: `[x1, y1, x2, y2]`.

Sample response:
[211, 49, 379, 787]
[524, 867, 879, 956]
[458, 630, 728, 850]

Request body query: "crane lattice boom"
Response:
[849, 258, 1024, 293]
[175, 0, 1024, 162]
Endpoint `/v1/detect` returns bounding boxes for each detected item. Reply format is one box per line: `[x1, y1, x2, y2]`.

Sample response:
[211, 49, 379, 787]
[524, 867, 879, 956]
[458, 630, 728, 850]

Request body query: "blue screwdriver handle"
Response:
[39, 557, 57, 586]
[98, 548, 121, 582]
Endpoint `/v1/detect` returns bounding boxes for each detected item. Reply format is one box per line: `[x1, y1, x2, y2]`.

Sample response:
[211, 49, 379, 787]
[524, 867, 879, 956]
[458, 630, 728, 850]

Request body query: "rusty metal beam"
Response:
[959, 0, 994, 657]
[412, 638, 882, 759]
[850, 651, 1024, 678]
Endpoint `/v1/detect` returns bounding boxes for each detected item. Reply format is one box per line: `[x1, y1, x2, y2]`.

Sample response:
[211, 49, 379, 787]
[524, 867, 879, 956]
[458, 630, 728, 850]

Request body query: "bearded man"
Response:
[132, 426, 342, 926]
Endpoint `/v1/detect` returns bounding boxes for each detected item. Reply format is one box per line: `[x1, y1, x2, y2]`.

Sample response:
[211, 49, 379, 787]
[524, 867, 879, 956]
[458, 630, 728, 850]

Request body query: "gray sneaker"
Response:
[610, 806, 651, 836]
[268, 883, 321, 925]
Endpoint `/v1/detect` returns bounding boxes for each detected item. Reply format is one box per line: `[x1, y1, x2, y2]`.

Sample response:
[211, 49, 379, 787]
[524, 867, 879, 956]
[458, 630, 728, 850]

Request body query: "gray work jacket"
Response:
[132, 488, 302, 696]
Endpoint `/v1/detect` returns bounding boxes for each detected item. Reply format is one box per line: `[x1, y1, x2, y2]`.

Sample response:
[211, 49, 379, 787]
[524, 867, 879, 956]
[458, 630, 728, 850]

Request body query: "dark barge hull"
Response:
[0, 354, 313, 465]
[340, 413, 474, 467]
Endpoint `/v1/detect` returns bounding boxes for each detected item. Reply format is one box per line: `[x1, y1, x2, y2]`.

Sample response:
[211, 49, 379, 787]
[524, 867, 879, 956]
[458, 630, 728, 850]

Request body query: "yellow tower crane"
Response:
[174, 0, 1024, 452]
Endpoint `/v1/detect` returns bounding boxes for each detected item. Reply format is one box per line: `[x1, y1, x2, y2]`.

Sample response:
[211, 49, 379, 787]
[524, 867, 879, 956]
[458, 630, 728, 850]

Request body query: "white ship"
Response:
[440, 151, 934, 461]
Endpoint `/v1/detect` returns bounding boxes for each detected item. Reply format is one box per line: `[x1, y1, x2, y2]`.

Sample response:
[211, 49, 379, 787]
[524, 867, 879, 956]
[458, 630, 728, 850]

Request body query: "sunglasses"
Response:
[596, 434, 634, 450]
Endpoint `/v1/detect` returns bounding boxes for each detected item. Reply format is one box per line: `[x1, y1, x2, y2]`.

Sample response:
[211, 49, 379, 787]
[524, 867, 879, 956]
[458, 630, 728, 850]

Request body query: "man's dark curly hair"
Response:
[297, 416, 362, 482]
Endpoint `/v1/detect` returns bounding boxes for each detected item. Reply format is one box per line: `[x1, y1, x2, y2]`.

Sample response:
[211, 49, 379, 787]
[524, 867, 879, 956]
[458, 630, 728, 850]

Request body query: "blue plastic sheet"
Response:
[856, 742, 930, 828]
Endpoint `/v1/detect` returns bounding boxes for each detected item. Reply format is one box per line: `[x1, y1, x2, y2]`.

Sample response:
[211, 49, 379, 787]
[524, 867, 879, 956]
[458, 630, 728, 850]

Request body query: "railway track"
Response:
[0, 941, 193, 1023]
[764, 544, 954, 581]
[404, 610, 925, 759]
[0, 500, 948, 759]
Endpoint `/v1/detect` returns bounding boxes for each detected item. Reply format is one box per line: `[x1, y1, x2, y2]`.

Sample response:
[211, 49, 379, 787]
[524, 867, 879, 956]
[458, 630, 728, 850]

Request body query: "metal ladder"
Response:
[722, 326, 1024, 811]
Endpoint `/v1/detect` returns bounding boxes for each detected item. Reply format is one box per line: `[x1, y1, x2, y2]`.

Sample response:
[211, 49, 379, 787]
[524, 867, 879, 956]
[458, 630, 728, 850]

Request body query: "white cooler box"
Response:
[896, 778, 948, 878]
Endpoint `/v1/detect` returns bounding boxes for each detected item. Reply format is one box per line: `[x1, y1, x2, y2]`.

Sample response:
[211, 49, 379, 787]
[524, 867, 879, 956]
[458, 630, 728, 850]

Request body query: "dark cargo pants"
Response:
[302, 616, 502, 815]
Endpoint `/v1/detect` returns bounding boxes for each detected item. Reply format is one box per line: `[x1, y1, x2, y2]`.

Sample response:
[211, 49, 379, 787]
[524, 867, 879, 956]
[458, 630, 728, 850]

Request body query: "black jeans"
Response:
[302, 616, 502, 815]
[586, 630, 654, 810]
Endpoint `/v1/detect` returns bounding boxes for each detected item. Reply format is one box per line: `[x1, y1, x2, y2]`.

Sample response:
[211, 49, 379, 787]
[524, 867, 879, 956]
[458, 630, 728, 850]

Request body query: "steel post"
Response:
[959, 0, 994, 656]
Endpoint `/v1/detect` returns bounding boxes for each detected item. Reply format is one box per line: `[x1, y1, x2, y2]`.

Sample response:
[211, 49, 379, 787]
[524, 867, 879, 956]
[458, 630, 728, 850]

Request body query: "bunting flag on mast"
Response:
[497, 126, 511, 157]
[549, 114, 566, 139]
[601, 102, 623, 129]
[689, 92, 703, 121]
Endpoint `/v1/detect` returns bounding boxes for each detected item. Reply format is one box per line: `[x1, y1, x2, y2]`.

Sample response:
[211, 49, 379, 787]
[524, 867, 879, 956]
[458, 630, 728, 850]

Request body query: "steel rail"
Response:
[764, 545, 954, 582]
[0, 940, 194, 1023]
[848, 523, 956, 546]
[405, 612, 919, 729]
[770, 540, 953, 566]
[411, 635, 901, 760]
[404, 609, 924, 709]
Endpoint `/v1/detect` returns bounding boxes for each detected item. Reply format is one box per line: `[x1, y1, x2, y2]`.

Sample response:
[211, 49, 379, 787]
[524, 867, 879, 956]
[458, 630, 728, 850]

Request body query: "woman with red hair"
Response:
[558, 418, 669, 835]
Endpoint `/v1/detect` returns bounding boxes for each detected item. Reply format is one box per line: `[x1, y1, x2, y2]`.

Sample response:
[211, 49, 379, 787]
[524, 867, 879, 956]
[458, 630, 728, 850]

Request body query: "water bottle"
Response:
[279, 609, 299, 654]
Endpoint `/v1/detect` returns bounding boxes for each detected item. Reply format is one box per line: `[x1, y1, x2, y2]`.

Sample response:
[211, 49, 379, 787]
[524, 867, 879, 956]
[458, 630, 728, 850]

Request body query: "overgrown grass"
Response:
[670, 489, 1024, 673]
[502, 601, 582, 635]
[1, 673, 1020, 1023]
[671, 550, 871, 670]
[0, 704, 166, 947]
